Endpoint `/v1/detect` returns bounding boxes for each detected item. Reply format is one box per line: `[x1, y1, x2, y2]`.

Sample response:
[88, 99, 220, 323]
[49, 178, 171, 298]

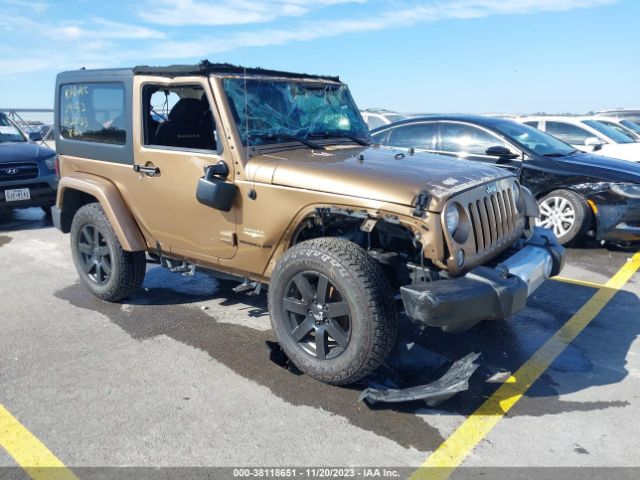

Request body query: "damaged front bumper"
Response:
[594, 200, 640, 244]
[400, 227, 565, 332]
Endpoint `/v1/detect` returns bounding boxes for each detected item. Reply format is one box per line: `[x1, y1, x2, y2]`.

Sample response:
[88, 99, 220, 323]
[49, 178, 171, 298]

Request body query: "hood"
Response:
[600, 143, 640, 162]
[246, 145, 512, 212]
[0, 141, 56, 164]
[549, 151, 640, 183]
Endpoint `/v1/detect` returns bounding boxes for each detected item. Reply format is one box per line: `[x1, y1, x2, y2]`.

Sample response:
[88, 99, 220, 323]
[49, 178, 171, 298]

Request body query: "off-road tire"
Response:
[268, 237, 398, 385]
[537, 189, 590, 246]
[70, 203, 146, 302]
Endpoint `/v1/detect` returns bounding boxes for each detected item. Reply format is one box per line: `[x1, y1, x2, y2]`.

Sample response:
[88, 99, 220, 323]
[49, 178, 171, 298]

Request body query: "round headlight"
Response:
[445, 203, 460, 235]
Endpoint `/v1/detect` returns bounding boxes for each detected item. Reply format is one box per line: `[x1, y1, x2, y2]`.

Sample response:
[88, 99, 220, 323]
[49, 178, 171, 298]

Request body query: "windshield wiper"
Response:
[261, 134, 324, 150]
[310, 133, 371, 146]
[542, 152, 568, 158]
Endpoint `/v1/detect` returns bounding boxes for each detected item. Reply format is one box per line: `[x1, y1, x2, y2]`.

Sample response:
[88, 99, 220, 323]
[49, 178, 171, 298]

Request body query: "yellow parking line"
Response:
[0, 404, 78, 480]
[552, 276, 607, 289]
[411, 252, 640, 480]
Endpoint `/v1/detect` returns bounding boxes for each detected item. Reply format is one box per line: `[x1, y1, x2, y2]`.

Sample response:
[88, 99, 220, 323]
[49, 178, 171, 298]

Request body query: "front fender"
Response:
[56, 173, 146, 252]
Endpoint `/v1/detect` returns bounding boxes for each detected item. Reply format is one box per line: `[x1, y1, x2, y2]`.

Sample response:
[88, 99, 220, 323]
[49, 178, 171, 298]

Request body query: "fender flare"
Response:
[57, 173, 146, 252]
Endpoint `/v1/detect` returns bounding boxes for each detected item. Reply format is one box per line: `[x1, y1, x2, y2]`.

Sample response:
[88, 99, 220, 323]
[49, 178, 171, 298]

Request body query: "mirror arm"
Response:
[205, 161, 229, 180]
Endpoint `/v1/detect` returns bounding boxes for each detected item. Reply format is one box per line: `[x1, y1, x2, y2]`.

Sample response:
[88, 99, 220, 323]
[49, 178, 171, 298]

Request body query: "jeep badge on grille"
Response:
[486, 183, 498, 194]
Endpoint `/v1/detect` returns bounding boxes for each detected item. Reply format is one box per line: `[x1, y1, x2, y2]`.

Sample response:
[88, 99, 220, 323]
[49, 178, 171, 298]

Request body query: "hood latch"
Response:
[412, 189, 429, 217]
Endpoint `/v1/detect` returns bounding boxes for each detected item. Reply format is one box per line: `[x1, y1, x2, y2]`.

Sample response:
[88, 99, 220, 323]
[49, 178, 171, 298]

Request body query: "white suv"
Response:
[360, 109, 407, 130]
[520, 116, 640, 162]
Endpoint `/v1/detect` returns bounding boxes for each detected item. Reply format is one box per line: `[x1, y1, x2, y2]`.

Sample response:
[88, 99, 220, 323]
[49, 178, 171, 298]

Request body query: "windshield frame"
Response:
[220, 76, 371, 149]
[0, 113, 28, 143]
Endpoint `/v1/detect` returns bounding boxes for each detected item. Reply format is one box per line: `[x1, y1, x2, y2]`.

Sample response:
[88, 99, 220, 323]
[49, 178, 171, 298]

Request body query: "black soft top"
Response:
[132, 60, 340, 82]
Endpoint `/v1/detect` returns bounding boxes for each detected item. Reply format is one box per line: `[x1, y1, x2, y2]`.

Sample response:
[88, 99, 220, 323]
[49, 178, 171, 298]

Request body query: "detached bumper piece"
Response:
[401, 227, 565, 332]
[359, 352, 481, 407]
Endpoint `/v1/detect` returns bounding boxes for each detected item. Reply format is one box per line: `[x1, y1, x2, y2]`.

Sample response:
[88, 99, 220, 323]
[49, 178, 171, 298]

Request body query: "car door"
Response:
[121, 77, 237, 261]
[434, 121, 523, 174]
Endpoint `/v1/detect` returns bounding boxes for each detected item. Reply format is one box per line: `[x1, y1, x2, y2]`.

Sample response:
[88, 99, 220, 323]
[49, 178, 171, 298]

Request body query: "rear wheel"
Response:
[70, 203, 146, 301]
[536, 189, 590, 245]
[268, 238, 397, 385]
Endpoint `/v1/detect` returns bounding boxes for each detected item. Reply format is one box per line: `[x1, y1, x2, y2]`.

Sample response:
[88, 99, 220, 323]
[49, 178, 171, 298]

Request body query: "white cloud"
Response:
[51, 18, 165, 41]
[0, 0, 619, 77]
[140, 0, 617, 59]
[4, 0, 49, 14]
[137, 0, 366, 26]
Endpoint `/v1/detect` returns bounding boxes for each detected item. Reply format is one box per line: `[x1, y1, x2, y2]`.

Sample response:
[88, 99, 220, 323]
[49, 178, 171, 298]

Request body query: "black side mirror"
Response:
[29, 131, 43, 142]
[196, 162, 237, 212]
[485, 145, 519, 160]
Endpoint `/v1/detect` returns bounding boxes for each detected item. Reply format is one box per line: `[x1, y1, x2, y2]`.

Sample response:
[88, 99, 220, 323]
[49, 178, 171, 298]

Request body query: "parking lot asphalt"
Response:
[1, 208, 639, 478]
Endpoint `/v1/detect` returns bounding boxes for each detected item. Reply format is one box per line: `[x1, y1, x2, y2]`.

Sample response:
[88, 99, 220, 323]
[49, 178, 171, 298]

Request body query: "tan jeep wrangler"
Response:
[52, 62, 565, 385]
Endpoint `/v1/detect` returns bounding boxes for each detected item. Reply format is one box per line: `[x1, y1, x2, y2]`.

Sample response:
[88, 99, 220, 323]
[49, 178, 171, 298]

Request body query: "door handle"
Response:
[133, 164, 160, 177]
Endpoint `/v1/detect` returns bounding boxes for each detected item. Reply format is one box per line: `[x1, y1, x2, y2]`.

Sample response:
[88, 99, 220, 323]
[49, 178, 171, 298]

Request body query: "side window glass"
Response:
[546, 122, 592, 145]
[143, 84, 218, 151]
[60, 83, 126, 144]
[438, 123, 506, 155]
[387, 123, 436, 149]
[523, 121, 539, 129]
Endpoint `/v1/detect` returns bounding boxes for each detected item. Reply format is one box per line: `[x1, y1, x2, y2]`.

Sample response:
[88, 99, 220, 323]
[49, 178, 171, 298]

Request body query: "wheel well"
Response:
[59, 189, 98, 233]
[290, 209, 434, 287]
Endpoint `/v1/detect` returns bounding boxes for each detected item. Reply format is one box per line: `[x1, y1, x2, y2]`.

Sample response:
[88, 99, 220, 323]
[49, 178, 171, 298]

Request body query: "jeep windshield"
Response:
[0, 114, 27, 143]
[222, 78, 371, 147]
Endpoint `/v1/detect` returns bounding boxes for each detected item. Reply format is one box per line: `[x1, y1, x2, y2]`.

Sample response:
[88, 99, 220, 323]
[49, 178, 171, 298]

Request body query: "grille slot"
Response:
[0, 162, 39, 181]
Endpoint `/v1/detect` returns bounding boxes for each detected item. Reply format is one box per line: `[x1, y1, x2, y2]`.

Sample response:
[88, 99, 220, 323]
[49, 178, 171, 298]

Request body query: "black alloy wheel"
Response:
[77, 224, 112, 285]
[283, 271, 351, 360]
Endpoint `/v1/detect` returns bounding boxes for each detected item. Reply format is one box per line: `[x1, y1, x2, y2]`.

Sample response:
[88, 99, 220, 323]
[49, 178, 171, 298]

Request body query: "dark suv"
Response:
[0, 113, 58, 214]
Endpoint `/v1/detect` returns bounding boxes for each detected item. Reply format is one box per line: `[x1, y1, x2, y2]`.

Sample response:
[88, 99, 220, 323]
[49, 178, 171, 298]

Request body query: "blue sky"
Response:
[0, 0, 638, 114]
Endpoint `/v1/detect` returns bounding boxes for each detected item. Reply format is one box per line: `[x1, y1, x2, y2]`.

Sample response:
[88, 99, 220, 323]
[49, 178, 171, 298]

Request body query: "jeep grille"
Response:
[468, 187, 519, 253]
[443, 178, 524, 272]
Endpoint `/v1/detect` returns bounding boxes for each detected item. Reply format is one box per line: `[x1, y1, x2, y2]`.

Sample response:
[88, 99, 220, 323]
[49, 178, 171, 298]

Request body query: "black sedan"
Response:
[371, 115, 640, 245]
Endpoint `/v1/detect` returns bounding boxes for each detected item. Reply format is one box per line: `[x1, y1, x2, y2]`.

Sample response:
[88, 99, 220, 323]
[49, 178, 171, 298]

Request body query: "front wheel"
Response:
[70, 203, 146, 301]
[268, 238, 398, 385]
[536, 189, 590, 245]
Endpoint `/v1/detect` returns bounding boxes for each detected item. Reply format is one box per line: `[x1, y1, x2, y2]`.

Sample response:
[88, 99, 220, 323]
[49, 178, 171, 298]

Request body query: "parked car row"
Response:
[371, 114, 640, 246]
[520, 116, 640, 162]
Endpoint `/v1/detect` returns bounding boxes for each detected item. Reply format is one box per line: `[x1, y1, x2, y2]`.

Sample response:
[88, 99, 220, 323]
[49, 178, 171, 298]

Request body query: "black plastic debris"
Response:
[265, 339, 480, 406]
[359, 351, 481, 407]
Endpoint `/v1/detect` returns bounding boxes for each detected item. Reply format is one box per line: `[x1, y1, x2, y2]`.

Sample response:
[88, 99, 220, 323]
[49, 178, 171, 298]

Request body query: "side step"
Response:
[155, 242, 196, 276]
[232, 279, 263, 296]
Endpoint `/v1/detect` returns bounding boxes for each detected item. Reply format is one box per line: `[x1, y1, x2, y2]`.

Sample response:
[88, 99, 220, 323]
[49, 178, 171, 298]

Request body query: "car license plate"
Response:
[4, 188, 31, 202]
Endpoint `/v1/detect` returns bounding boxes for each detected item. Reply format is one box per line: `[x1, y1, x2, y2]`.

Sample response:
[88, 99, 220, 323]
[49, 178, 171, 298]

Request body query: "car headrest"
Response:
[168, 98, 207, 122]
